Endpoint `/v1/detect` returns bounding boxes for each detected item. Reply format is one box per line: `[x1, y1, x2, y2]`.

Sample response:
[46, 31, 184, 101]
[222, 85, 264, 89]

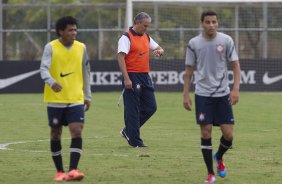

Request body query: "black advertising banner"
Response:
[0, 60, 281, 93]
[0, 62, 42, 93]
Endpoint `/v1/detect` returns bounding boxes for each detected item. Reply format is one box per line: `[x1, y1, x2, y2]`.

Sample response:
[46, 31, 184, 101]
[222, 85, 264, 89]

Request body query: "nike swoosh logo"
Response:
[60, 72, 74, 77]
[263, 72, 282, 85]
[0, 70, 40, 89]
[139, 52, 146, 56]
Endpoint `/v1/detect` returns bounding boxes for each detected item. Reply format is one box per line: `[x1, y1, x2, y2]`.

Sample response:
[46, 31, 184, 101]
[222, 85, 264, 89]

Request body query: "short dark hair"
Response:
[55, 16, 78, 37]
[201, 11, 217, 22]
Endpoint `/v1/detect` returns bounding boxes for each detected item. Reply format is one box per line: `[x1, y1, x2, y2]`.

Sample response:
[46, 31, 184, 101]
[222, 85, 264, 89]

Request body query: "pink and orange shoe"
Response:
[64, 169, 85, 181]
[54, 171, 66, 182]
[205, 174, 216, 184]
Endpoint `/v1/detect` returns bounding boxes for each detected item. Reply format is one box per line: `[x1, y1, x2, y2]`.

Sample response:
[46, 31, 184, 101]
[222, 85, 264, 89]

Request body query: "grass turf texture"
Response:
[0, 92, 281, 184]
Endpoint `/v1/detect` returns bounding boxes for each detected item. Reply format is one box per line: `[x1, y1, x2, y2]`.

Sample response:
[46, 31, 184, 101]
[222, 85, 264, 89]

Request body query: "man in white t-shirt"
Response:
[117, 12, 164, 148]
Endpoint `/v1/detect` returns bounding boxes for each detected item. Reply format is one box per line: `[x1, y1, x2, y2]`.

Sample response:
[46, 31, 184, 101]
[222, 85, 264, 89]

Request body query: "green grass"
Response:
[0, 92, 281, 184]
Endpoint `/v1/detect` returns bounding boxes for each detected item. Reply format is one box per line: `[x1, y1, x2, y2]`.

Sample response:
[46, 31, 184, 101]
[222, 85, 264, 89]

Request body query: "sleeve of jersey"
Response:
[185, 41, 196, 66]
[117, 35, 130, 54]
[149, 36, 159, 50]
[82, 46, 92, 101]
[40, 44, 56, 86]
[227, 38, 239, 62]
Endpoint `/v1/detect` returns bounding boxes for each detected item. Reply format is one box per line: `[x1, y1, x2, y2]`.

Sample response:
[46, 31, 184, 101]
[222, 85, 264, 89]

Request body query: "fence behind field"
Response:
[0, 1, 282, 61]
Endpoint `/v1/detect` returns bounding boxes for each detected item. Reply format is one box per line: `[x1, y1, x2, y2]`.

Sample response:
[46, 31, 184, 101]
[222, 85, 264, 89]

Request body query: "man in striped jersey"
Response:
[183, 11, 241, 184]
[40, 16, 91, 182]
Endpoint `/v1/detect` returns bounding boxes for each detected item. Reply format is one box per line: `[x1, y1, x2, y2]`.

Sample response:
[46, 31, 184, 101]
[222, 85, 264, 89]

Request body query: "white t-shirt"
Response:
[117, 35, 159, 54]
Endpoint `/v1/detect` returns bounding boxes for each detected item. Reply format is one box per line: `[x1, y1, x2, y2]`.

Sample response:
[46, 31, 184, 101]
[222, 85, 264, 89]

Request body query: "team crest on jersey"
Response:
[216, 44, 224, 55]
[199, 113, 205, 121]
[53, 118, 59, 125]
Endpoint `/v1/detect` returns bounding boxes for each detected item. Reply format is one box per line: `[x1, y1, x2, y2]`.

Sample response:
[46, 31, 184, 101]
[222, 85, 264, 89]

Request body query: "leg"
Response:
[214, 95, 234, 178]
[140, 74, 157, 127]
[68, 122, 84, 170]
[64, 105, 85, 181]
[139, 89, 157, 127]
[195, 95, 215, 175]
[65, 123, 85, 182]
[47, 107, 65, 175]
[50, 127, 64, 173]
[200, 124, 214, 175]
[123, 87, 143, 147]
[63, 105, 85, 170]
[220, 124, 234, 141]
[216, 124, 233, 160]
[213, 124, 233, 178]
[69, 122, 84, 138]
[215, 95, 234, 160]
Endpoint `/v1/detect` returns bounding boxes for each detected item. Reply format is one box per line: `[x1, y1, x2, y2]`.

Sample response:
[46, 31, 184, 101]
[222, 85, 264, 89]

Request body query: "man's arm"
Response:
[149, 37, 164, 57]
[117, 52, 132, 89]
[40, 44, 62, 92]
[230, 60, 241, 105]
[82, 46, 92, 111]
[183, 65, 194, 111]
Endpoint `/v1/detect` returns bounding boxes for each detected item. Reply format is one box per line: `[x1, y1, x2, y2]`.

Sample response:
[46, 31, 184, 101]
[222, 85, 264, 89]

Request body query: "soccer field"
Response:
[0, 92, 281, 184]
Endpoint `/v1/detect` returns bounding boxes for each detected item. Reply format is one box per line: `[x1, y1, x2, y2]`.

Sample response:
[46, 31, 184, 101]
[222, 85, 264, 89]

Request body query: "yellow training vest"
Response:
[44, 39, 85, 103]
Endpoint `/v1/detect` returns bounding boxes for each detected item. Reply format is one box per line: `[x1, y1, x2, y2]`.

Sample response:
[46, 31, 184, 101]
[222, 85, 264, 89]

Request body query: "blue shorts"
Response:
[47, 105, 84, 128]
[195, 94, 234, 126]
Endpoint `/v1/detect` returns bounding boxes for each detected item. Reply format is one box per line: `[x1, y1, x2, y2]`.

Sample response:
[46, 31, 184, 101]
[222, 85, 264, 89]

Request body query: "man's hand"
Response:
[51, 82, 62, 92]
[84, 100, 91, 112]
[152, 47, 164, 57]
[183, 94, 193, 111]
[124, 78, 132, 89]
[229, 89, 239, 105]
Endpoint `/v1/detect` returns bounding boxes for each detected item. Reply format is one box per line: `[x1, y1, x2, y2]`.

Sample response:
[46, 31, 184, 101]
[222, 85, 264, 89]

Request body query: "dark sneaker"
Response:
[120, 129, 129, 142]
[135, 144, 148, 148]
[120, 129, 147, 148]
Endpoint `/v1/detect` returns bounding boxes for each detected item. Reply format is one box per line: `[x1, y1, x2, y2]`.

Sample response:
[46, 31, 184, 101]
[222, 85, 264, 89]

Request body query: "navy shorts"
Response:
[195, 94, 234, 126]
[47, 105, 85, 128]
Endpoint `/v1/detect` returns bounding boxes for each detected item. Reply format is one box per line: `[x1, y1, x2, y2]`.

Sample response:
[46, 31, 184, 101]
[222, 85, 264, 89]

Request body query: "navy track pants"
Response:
[122, 73, 157, 147]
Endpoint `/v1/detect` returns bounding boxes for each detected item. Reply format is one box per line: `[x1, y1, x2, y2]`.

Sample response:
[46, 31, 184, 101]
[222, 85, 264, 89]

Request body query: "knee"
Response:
[221, 125, 234, 141]
[51, 129, 62, 141]
[223, 134, 233, 141]
[70, 125, 83, 138]
[222, 130, 233, 141]
[201, 131, 211, 139]
[201, 126, 212, 139]
[71, 128, 82, 138]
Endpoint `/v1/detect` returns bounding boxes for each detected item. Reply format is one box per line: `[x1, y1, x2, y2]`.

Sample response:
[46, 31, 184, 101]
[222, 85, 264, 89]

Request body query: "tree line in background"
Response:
[1, 0, 282, 61]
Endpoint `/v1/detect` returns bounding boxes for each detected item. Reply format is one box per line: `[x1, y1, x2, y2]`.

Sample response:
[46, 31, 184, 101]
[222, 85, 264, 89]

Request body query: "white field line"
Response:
[88, 153, 129, 157]
[0, 136, 109, 150]
[0, 136, 129, 157]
